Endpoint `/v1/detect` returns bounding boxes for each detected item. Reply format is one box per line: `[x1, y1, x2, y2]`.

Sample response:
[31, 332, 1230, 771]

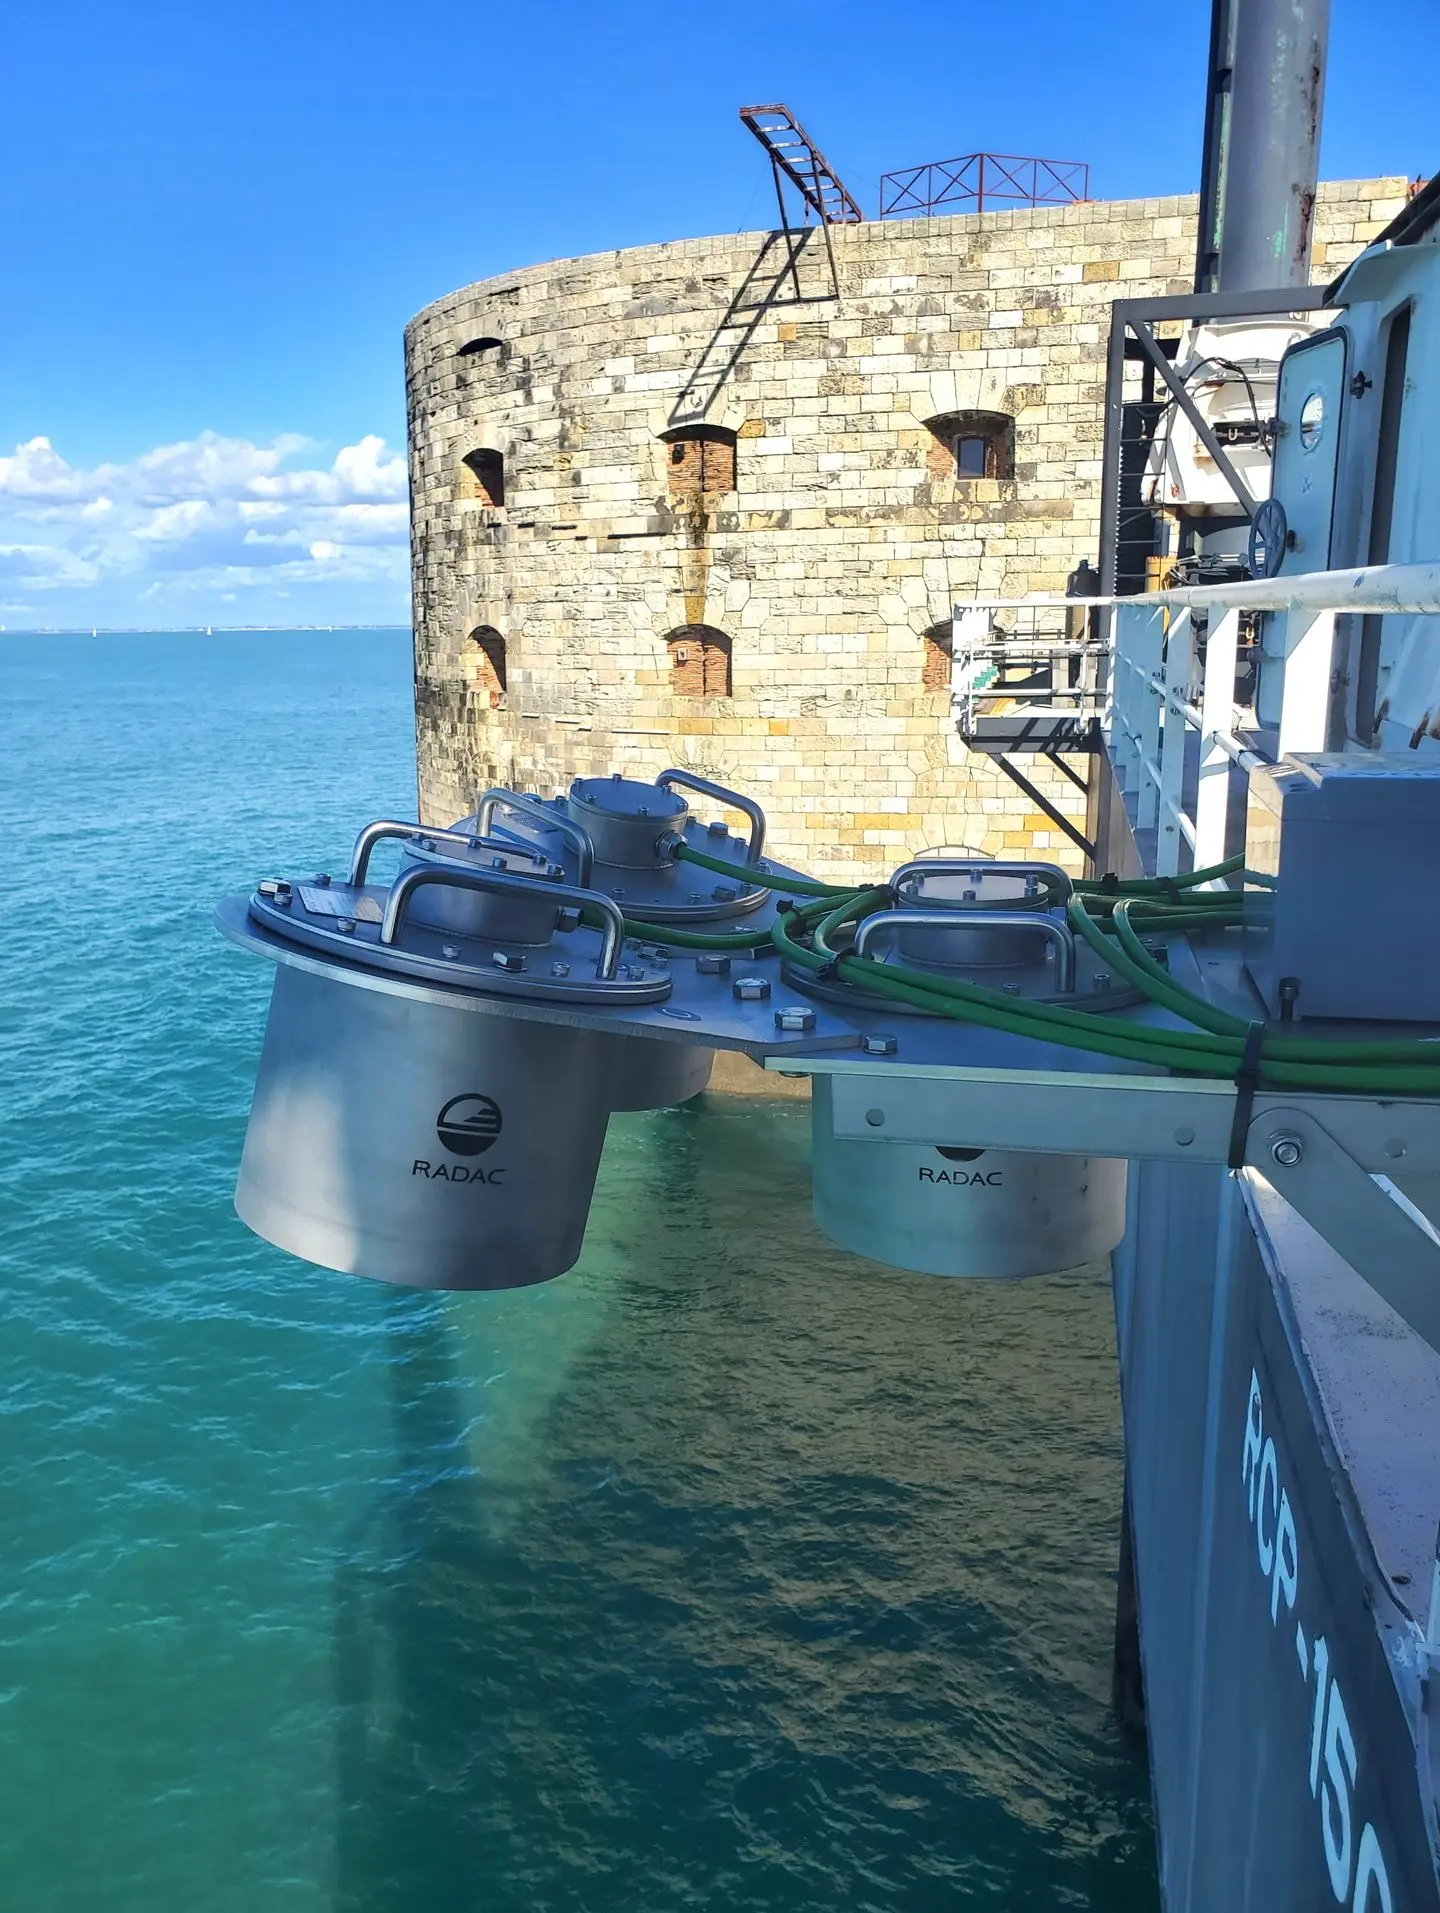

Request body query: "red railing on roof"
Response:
[879, 153, 1090, 219]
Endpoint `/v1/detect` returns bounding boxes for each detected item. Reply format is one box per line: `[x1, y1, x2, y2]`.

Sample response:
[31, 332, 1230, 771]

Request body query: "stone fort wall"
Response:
[406, 178, 1407, 883]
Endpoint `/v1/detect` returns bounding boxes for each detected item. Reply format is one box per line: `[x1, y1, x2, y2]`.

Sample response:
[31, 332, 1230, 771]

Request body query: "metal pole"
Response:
[1217, 0, 1331, 289]
[771, 158, 803, 303]
[1098, 309, 1129, 596]
[809, 151, 842, 301]
[1195, 0, 1237, 291]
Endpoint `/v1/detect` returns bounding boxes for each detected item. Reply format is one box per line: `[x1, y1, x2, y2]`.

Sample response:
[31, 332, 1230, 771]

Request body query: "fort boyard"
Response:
[406, 178, 1408, 883]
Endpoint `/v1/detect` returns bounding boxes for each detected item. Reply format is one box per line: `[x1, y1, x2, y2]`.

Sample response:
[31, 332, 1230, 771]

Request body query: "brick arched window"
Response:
[661, 425, 738, 496]
[665, 625, 732, 697]
[922, 621, 954, 692]
[924, 411, 1014, 481]
[469, 626, 507, 708]
[460, 448, 505, 507]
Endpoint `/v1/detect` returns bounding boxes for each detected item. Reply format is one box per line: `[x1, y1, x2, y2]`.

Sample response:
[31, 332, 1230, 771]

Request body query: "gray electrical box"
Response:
[1244, 754, 1440, 1023]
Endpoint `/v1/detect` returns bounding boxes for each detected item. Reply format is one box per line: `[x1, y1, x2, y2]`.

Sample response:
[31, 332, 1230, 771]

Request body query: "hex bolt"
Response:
[962, 887, 977, 902]
[696, 954, 731, 976]
[1093, 971, 1112, 989]
[1001, 982, 1021, 996]
[258, 880, 281, 898]
[491, 951, 527, 973]
[713, 884, 739, 903]
[862, 1034, 898, 1056]
[554, 906, 581, 933]
[707, 819, 728, 836]
[551, 961, 571, 978]
[774, 1007, 816, 1033]
[688, 891, 704, 905]
[313, 871, 332, 887]
[865, 1108, 886, 1128]
[440, 943, 461, 960]
[337, 917, 357, 936]
[1269, 1133, 1304, 1168]
[733, 975, 771, 1002]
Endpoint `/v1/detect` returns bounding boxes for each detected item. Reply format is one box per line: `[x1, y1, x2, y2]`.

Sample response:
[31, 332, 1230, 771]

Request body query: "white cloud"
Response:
[0, 430, 411, 625]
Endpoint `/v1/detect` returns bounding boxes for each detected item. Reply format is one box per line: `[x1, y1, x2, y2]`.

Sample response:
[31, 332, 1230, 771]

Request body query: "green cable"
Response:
[769, 908, 1228, 1074]
[594, 844, 1440, 1096]
[597, 892, 842, 952]
[812, 887, 893, 962]
[771, 894, 1440, 1093]
[1073, 853, 1245, 896]
[1108, 901, 1440, 1067]
[672, 840, 856, 898]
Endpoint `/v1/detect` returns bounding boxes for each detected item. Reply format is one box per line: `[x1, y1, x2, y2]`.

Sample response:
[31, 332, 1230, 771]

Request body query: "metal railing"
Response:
[1105, 561, 1440, 877]
[880, 153, 1089, 219]
[949, 599, 1106, 751]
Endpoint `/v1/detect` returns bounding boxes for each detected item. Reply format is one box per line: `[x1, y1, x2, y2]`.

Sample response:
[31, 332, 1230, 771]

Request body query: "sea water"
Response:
[0, 630, 1158, 1910]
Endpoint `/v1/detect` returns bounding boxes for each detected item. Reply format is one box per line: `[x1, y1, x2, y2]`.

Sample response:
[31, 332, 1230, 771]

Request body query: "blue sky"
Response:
[1, 0, 1433, 627]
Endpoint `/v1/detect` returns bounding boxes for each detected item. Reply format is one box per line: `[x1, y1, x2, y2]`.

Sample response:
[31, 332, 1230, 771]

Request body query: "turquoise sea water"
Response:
[0, 630, 1158, 1911]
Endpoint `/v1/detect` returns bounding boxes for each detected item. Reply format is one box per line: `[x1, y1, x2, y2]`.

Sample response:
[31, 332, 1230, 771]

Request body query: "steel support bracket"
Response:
[782, 1060, 1440, 1356]
[1253, 1107, 1440, 1358]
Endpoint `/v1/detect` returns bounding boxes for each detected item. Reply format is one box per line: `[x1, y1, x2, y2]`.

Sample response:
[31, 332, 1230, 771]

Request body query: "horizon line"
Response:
[0, 623, 415, 635]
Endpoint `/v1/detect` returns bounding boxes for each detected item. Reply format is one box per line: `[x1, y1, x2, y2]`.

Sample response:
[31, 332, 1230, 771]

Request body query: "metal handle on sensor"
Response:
[474, 789, 596, 888]
[656, 768, 767, 863]
[852, 908, 1077, 992]
[349, 820, 534, 889]
[889, 857, 1075, 902]
[380, 864, 626, 978]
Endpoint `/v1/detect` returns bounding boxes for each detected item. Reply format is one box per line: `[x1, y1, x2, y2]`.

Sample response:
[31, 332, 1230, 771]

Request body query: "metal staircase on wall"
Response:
[739, 103, 863, 299]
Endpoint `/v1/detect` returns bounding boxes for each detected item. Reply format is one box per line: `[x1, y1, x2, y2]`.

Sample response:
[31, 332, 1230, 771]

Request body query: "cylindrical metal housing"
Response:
[567, 774, 687, 868]
[236, 965, 615, 1289]
[398, 842, 562, 943]
[1218, 0, 1331, 290]
[606, 1038, 713, 1111]
[810, 1078, 1127, 1279]
[893, 867, 1051, 969]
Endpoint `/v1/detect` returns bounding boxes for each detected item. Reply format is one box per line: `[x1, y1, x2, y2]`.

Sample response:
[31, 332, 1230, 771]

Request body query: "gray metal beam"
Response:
[1128, 319, 1261, 520]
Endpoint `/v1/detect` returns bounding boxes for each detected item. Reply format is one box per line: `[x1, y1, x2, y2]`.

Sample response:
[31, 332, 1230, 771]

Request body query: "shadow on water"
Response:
[331, 1098, 1158, 1913]
[334, 1292, 503, 1913]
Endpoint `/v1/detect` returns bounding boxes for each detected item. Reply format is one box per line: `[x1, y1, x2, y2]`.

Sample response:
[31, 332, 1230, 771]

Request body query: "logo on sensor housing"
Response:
[436, 1094, 503, 1157]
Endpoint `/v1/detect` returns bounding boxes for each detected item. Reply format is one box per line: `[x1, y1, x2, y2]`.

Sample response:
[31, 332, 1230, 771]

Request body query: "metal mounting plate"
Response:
[242, 886, 673, 1004]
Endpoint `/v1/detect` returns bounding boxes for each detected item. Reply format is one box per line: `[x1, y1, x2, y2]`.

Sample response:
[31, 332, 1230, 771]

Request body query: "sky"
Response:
[0, 0, 1433, 629]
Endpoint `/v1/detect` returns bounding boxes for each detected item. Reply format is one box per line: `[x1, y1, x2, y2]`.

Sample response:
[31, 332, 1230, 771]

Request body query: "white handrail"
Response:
[955, 559, 1440, 882]
[958, 560, 1440, 617]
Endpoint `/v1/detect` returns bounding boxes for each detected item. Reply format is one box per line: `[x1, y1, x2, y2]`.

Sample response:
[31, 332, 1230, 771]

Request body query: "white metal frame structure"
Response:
[958, 563, 1440, 877]
[1107, 562, 1440, 875]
